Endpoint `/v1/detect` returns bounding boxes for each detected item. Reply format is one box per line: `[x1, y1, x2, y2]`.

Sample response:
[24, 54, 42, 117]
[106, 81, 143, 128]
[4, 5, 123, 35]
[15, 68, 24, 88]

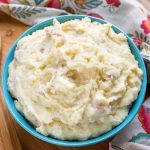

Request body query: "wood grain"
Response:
[0, 1, 149, 149]
[0, 15, 23, 150]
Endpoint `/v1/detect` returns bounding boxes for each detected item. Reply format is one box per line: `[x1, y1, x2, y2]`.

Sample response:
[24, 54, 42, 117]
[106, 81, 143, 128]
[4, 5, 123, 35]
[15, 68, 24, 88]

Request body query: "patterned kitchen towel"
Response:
[0, 0, 150, 150]
[109, 97, 150, 150]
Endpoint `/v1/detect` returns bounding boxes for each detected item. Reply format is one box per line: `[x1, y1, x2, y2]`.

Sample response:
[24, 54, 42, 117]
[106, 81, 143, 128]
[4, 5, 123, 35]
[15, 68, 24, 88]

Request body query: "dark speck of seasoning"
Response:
[14, 56, 18, 61]
[15, 44, 23, 51]
[40, 48, 44, 53]
[61, 64, 65, 67]
[47, 33, 51, 38]
[16, 46, 20, 51]
[45, 29, 52, 38]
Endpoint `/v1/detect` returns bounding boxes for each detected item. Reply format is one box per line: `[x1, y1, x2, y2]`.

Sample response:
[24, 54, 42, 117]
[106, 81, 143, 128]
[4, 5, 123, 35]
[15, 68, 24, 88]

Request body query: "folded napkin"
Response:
[0, 0, 150, 150]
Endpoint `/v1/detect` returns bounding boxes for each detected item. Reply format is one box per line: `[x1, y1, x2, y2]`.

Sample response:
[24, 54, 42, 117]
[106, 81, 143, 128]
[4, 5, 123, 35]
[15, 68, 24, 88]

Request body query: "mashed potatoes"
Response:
[8, 18, 142, 140]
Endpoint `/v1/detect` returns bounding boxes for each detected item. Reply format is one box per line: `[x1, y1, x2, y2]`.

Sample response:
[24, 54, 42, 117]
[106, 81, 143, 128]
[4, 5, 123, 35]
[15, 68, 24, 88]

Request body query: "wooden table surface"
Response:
[0, 1, 150, 150]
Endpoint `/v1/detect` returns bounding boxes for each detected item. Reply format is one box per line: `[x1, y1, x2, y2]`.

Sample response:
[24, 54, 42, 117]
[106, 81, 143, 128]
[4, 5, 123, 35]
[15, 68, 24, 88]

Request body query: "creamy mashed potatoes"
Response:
[8, 18, 142, 140]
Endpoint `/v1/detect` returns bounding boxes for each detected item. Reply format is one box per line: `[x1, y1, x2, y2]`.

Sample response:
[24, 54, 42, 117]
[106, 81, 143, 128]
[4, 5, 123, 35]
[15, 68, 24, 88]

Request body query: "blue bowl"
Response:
[2, 15, 147, 147]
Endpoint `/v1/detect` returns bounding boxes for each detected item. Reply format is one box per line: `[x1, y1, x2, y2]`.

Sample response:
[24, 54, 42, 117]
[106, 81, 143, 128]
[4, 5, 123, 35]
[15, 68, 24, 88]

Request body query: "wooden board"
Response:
[0, 1, 150, 149]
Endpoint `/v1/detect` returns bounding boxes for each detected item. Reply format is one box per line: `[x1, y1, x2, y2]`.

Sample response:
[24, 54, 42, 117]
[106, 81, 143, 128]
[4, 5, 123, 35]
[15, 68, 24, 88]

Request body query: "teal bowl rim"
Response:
[1, 15, 147, 147]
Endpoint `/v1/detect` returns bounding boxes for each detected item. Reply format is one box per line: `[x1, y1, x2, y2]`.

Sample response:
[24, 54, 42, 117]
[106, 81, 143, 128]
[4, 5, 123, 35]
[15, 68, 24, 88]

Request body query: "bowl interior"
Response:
[2, 15, 147, 147]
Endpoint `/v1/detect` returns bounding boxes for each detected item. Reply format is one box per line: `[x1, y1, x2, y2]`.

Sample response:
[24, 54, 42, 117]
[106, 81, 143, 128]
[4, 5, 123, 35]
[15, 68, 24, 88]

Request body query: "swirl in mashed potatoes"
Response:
[8, 18, 142, 140]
